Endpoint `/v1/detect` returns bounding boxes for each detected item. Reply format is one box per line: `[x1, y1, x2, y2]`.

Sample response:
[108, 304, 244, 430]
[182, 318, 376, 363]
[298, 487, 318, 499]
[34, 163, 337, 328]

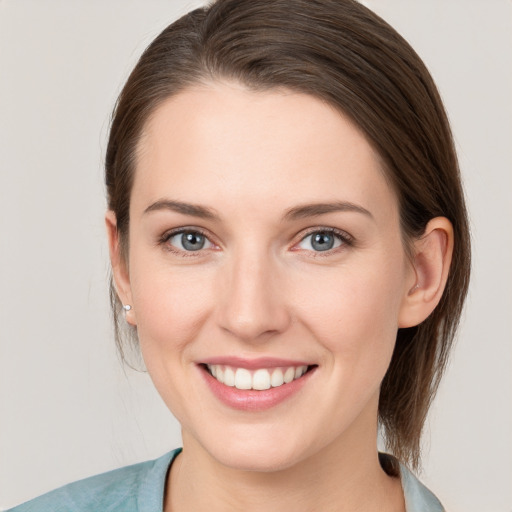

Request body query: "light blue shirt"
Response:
[7, 448, 444, 511]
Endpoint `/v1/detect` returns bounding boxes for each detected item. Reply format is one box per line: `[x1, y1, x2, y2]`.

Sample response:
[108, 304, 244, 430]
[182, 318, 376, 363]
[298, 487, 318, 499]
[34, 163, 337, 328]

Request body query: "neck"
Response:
[165, 417, 404, 512]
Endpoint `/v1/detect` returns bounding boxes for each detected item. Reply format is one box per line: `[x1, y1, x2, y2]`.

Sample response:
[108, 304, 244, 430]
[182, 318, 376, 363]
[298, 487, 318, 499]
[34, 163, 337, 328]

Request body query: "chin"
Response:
[217, 446, 304, 473]
[197, 426, 313, 473]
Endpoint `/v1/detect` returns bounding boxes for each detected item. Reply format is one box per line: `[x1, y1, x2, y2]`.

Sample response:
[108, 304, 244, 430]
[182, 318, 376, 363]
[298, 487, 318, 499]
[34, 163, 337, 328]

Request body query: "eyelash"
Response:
[158, 226, 354, 257]
[159, 227, 214, 258]
[295, 227, 354, 257]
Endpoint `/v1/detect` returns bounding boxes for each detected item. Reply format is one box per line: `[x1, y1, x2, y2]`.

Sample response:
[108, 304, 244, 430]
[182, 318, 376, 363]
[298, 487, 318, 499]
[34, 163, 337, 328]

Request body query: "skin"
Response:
[107, 82, 453, 512]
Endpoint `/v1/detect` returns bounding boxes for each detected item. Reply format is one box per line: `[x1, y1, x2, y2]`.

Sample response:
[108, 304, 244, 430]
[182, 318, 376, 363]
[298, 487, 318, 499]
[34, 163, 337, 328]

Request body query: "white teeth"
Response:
[207, 364, 310, 390]
[253, 369, 271, 390]
[271, 368, 284, 387]
[283, 367, 295, 383]
[295, 366, 307, 378]
[235, 368, 252, 390]
[224, 367, 235, 387]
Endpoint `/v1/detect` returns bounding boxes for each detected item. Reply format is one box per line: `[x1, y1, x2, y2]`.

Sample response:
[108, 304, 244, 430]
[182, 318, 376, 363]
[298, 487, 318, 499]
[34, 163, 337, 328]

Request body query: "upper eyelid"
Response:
[162, 226, 212, 240]
[295, 226, 353, 243]
[159, 228, 218, 257]
[160, 226, 217, 249]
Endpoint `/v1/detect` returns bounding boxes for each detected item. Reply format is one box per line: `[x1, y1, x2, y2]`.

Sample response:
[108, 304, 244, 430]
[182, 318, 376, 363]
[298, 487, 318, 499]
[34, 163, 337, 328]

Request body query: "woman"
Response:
[8, 0, 470, 510]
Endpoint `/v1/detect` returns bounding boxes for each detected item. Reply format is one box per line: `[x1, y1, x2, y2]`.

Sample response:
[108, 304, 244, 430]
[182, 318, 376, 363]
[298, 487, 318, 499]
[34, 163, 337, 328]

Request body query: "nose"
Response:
[216, 248, 291, 342]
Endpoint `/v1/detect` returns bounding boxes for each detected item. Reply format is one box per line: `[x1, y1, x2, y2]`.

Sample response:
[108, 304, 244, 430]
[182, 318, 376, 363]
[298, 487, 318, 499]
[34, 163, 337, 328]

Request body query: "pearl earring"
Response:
[123, 304, 132, 312]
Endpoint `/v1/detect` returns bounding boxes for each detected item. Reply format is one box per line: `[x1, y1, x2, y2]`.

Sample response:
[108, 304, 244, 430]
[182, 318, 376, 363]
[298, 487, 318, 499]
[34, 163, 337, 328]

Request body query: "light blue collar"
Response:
[399, 461, 445, 512]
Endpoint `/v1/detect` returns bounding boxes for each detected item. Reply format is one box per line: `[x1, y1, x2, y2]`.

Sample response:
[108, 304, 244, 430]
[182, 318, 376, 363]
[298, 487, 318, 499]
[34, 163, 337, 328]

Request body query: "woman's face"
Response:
[119, 83, 416, 471]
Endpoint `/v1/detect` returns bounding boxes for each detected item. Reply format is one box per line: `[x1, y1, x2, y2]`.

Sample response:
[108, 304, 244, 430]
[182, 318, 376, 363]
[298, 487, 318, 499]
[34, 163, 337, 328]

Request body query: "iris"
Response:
[181, 231, 206, 251]
[310, 232, 335, 251]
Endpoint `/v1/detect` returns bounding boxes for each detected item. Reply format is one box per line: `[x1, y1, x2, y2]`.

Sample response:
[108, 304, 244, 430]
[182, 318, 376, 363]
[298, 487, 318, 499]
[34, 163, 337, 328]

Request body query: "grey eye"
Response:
[168, 231, 212, 251]
[298, 231, 343, 252]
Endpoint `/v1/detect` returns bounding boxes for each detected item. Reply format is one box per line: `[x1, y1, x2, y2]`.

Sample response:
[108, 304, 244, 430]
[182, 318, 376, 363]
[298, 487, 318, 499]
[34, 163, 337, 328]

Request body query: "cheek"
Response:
[291, 257, 406, 366]
[127, 257, 218, 421]
[129, 257, 216, 355]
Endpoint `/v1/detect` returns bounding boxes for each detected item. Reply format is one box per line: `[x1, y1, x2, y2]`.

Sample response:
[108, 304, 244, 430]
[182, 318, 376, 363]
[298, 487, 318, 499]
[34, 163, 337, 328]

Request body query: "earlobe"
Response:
[105, 211, 137, 326]
[398, 217, 454, 328]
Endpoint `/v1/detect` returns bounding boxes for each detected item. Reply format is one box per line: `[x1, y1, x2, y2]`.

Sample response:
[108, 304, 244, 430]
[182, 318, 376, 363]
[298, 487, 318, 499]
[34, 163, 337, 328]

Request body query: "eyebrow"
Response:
[143, 199, 220, 220]
[283, 201, 373, 221]
[143, 199, 373, 222]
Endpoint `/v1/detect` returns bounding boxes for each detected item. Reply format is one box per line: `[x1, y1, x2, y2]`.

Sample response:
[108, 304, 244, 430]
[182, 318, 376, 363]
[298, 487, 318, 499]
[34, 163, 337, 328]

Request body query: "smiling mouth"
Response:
[204, 364, 315, 391]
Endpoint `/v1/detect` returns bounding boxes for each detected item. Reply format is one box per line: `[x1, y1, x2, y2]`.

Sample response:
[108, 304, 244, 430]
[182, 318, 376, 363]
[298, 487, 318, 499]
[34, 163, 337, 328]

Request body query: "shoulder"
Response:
[7, 449, 181, 512]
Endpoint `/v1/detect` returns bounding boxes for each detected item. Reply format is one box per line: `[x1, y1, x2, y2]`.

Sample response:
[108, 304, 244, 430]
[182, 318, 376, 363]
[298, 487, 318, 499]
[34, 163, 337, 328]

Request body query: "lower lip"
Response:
[200, 366, 315, 412]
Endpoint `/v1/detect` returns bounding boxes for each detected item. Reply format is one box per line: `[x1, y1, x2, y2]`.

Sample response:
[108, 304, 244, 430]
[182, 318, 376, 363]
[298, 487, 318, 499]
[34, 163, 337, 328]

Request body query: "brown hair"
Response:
[105, 0, 471, 471]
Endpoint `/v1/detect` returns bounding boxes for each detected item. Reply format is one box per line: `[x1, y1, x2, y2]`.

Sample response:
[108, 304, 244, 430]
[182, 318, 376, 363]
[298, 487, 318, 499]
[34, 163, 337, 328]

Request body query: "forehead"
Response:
[133, 82, 398, 220]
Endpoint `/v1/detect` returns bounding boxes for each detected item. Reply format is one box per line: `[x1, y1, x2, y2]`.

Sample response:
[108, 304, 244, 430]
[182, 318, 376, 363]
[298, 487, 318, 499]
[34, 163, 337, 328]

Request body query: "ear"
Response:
[398, 217, 454, 328]
[105, 211, 137, 326]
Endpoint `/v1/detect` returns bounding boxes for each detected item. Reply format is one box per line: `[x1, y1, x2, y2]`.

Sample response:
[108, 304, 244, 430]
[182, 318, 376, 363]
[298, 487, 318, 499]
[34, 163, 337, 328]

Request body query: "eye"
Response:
[296, 229, 349, 252]
[165, 230, 214, 252]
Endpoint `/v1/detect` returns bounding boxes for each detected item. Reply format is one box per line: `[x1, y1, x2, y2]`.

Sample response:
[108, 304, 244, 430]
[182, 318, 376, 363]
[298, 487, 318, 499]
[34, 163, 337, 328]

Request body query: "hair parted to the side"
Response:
[105, 0, 471, 471]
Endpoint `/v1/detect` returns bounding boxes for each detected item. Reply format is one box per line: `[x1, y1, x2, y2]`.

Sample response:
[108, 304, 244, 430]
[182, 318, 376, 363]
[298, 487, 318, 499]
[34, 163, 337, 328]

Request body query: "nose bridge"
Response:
[216, 243, 290, 341]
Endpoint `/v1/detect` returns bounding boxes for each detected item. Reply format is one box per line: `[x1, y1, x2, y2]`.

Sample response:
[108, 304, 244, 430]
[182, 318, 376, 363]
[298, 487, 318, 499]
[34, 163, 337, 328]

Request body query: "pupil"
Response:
[312, 232, 334, 251]
[182, 232, 205, 251]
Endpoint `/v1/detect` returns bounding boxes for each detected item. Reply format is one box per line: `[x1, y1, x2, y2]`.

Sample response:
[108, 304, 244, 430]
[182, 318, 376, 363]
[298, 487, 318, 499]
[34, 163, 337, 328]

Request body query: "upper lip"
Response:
[199, 356, 313, 369]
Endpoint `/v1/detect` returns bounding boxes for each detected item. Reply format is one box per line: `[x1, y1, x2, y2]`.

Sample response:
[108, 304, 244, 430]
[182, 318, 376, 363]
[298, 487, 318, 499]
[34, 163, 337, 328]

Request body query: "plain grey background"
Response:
[1, 1, 511, 510]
